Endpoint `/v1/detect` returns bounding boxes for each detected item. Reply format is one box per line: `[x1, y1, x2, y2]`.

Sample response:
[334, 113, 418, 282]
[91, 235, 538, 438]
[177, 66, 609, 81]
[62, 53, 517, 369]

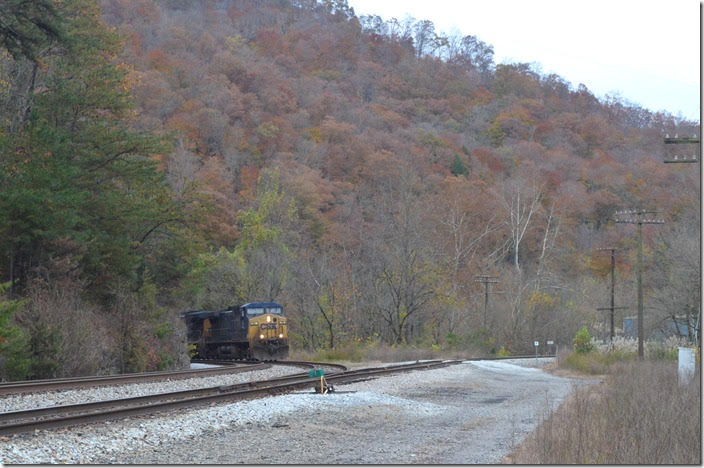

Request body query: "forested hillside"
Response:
[0, 0, 699, 379]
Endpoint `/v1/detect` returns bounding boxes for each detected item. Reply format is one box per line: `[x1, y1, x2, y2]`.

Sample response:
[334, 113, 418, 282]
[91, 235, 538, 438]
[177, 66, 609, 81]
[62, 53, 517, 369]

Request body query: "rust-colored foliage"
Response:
[91, 0, 699, 353]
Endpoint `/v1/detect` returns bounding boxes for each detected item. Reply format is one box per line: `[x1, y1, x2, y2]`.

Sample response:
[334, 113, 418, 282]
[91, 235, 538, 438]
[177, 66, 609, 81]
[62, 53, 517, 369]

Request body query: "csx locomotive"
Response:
[184, 302, 289, 360]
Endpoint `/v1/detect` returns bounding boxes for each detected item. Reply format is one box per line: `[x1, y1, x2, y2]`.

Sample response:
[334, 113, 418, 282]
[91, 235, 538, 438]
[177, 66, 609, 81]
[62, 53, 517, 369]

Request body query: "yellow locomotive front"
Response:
[243, 302, 289, 360]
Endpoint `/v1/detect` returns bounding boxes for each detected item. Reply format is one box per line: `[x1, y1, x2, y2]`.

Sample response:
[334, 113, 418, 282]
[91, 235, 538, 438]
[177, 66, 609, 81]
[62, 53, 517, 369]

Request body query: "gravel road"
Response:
[0, 358, 590, 464]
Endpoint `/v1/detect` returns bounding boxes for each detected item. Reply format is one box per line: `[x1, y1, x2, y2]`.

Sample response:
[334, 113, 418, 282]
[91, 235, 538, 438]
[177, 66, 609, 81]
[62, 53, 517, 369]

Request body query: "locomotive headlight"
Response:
[279, 333, 283, 338]
[260, 334, 265, 339]
[266, 316, 271, 323]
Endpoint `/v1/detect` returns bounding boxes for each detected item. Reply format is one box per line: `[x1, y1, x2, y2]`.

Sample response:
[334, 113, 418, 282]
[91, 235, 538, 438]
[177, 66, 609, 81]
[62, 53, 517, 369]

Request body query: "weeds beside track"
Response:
[508, 359, 701, 464]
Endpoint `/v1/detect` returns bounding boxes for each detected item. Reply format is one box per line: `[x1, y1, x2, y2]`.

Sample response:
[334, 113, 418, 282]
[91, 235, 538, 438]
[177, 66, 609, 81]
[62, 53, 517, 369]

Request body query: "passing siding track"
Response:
[0, 355, 554, 436]
[0, 361, 270, 396]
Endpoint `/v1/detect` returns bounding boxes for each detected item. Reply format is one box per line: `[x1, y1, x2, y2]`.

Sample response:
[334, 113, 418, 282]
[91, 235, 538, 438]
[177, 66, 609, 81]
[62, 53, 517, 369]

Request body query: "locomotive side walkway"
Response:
[0, 357, 595, 464]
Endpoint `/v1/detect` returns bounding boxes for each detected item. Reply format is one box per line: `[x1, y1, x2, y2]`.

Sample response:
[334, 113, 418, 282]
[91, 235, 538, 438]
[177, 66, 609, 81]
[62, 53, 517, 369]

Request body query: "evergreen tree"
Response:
[0, 0, 180, 300]
[450, 154, 469, 177]
[0, 0, 65, 62]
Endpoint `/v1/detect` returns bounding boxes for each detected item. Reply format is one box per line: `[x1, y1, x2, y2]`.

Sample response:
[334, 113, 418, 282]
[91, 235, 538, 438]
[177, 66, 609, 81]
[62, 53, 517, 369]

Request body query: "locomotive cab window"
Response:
[245, 307, 264, 317]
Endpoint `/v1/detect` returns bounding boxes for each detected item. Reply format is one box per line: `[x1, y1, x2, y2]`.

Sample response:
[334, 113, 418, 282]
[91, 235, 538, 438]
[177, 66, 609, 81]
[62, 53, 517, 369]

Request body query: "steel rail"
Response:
[0, 360, 456, 436]
[461, 354, 556, 361]
[194, 359, 349, 372]
[270, 360, 348, 373]
[0, 362, 269, 396]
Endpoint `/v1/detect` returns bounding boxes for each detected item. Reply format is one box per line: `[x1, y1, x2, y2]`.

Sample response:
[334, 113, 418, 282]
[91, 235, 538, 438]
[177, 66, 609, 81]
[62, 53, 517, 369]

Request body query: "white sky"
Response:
[347, 0, 701, 122]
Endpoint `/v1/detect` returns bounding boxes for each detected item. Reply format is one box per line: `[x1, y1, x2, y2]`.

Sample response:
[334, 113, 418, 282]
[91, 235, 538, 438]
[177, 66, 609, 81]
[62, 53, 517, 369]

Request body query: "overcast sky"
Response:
[347, 0, 701, 122]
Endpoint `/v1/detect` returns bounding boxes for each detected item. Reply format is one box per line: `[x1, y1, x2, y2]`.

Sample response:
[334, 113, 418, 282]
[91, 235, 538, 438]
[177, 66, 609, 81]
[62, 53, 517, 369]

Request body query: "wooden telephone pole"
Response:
[613, 209, 665, 358]
[595, 247, 629, 342]
[474, 275, 499, 329]
[663, 133, 701, 346]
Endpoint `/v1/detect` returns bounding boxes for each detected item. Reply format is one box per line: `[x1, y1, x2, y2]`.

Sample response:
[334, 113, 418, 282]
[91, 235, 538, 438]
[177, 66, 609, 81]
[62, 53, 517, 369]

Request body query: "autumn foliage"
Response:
[99, 0, 700, 355]
[0, 0, 698, 379]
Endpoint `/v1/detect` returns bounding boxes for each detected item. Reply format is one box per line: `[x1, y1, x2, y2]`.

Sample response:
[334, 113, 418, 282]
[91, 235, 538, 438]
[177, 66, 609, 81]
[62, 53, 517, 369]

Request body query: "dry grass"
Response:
[508, 360, 701, 464]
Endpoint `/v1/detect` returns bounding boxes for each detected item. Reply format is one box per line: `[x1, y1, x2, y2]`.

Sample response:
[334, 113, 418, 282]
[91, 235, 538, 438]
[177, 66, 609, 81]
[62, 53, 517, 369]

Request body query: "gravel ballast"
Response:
[0, 365, 301, 413]
[0, 358, 590, 464]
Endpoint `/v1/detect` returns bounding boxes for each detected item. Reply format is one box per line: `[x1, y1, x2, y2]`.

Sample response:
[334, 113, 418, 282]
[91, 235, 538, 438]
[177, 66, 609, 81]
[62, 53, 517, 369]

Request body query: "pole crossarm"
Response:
[664, 156, 698, 163]
[613, 209, 665, 225]
[474, 275, 498, 281]
[614, 219, 665, 224]
[664, 134, 700, 144]
[663, 134, 700, 163]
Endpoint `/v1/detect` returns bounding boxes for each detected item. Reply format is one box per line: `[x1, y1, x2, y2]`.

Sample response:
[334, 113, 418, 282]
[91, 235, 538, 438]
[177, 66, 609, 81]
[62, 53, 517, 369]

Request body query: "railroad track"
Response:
[0, 361, 270, 396]
[192, 359, 348, 373]
[0, 360, 456, 436]
[0, 358, 345, 397]
[462, 354, 556, 361]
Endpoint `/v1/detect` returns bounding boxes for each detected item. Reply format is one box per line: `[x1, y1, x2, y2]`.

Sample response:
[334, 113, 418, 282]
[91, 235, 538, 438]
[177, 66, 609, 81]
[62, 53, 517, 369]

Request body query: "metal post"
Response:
[534, 340, 539, 364]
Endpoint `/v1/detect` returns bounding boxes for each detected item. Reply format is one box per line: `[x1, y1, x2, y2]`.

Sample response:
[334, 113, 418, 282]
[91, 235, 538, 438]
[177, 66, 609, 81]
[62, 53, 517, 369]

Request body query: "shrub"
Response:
[564, 351, 605, 374]
[445, 332, 461, 350]
[0, 283, 30, 381]
[573, 326, 593, 353]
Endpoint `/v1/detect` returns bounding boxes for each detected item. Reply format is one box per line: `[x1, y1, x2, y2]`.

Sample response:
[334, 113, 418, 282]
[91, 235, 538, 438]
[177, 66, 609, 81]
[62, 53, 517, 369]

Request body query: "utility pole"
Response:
[613, 209, 665, 358]
[595, 247, 629, 342]
[663, 132, 701, 347]
[663, 134, 700, 163]
[474, 275, 499, 329]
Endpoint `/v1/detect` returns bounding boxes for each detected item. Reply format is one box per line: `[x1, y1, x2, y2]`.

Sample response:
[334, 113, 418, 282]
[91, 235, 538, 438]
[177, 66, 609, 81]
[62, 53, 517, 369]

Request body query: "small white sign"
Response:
[534, 341, 539, 347]
[547, 340, 554, 345]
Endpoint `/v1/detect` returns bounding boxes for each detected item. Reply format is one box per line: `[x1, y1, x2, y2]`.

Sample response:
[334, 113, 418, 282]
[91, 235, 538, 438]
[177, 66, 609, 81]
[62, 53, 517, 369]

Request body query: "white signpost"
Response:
[534, 341, 539, 362]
